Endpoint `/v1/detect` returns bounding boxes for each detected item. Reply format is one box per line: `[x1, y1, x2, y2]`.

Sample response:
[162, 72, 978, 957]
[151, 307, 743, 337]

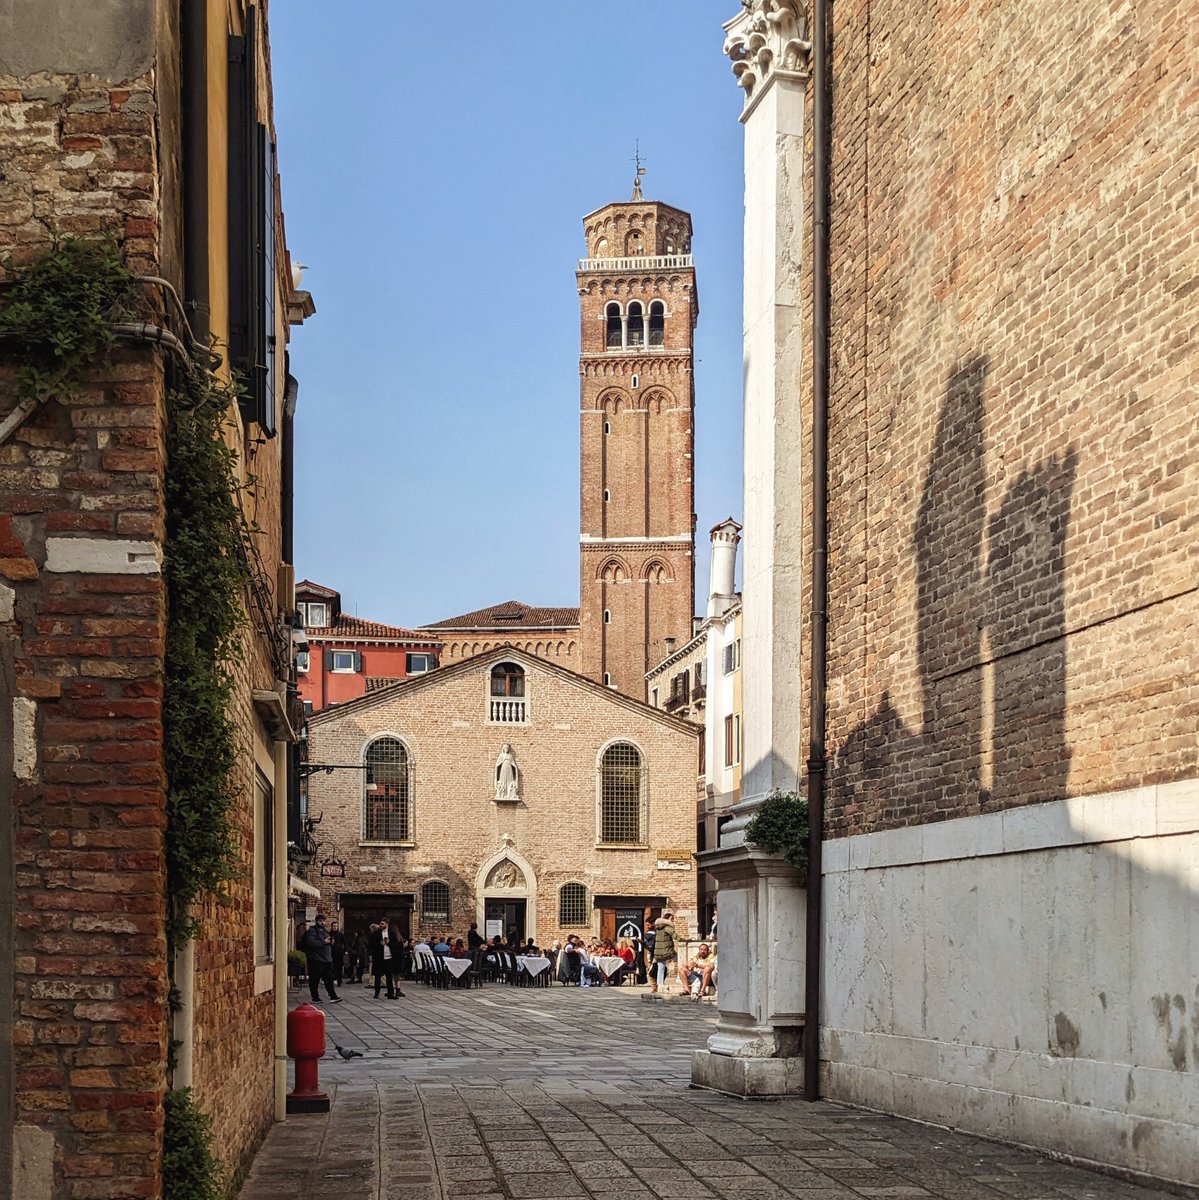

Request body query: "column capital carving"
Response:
[722, 0, 811, 113]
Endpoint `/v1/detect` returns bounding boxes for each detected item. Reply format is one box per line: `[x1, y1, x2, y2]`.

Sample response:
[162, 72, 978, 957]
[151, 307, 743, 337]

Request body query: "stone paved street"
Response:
[239, 981, 1178, 1200]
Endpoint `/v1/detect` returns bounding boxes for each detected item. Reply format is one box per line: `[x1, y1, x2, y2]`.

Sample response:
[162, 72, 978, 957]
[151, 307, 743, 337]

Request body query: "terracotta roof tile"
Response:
[420, 600, 581, 631]
[307, 614, 434, 641]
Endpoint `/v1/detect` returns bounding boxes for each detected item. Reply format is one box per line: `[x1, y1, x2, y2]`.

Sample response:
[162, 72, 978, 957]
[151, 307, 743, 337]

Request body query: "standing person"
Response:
[299, 914, 342, 1004]
[640, 918, 656, 986]
[349, 931, 369, 983]
[651, 912, 677, 995]
[329, 920, 347, 986]
[708, 905, 718, 942]
[467, 921, 485, 951]
[369, 922, 404, 999]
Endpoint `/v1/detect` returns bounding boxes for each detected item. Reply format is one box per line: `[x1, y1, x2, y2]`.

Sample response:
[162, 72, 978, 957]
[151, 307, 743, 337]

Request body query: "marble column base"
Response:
[691, 1049, 805, 1097]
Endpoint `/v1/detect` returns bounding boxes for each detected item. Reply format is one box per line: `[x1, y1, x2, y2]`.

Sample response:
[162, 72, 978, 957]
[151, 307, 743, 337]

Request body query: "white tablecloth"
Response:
[594, 955, 626, 980]
[443, 958, 472, 979]
[517, 955, 551, 977]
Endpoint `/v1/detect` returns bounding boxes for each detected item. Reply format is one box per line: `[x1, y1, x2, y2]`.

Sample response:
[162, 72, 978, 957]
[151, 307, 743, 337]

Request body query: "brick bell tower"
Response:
[577, 179, 698, 698]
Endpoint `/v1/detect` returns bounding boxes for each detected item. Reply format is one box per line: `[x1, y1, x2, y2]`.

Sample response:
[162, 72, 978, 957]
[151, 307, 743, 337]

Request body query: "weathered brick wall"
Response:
[307, 655, 700, 942]
[822, 0, 1199, 836]
[0, 47, 171, 1197]
[2, 17, 289, 1192]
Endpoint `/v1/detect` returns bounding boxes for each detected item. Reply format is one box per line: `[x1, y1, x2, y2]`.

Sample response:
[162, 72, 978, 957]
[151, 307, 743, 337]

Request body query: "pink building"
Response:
[295, 580, 441, 713]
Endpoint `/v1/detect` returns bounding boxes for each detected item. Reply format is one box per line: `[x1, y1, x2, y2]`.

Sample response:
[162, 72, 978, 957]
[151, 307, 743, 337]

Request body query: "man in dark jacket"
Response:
[640, 920, 656, 986]
[299, 913, 342, 1003]
[369, 922, 405, 999]
[329, 920, 348, 985]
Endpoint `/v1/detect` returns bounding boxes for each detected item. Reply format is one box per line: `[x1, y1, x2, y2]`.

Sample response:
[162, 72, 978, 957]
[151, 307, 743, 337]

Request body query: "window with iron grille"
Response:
[599, 742, 644, 844]
[363, 736, 412, 842]
[559, 882, 588, 926]
[421, 880, 450, 925]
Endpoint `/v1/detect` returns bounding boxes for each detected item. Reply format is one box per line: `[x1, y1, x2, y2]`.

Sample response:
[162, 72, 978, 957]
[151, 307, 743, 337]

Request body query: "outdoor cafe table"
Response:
[516, 955, 551, 978]
[443, 958, 472, 980]
[594, 955, 625, 981]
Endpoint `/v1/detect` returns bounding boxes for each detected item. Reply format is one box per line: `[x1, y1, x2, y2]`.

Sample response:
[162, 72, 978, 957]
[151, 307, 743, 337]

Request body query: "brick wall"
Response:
[821, 0, 1199, 836]
[1, 9, 294, 1191]
[306, 653, 700, 943]
[0, 46, 171, 1196]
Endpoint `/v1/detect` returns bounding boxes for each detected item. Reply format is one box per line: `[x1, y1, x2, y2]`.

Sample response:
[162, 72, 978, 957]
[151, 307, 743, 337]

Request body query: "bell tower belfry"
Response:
[577, 189, 698, 698]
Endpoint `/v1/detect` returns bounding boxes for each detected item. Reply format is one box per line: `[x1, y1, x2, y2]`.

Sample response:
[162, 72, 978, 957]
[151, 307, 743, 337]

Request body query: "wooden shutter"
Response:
[352, 651, 363, 673]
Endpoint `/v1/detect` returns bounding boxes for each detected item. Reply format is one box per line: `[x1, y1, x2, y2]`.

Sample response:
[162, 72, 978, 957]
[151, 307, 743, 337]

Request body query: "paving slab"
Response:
[238, 981, 1179, 1200]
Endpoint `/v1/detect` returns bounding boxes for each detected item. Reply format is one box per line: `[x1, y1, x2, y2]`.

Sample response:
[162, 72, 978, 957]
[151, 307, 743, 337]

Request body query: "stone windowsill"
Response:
[359, 841, 415, 849]
[594, 842, 649, 851]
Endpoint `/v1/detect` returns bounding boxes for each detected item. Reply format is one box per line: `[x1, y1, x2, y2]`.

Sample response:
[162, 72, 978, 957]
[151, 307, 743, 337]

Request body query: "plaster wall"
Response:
[740, 76, 806, 806]
[821, 782, 1199, 1189]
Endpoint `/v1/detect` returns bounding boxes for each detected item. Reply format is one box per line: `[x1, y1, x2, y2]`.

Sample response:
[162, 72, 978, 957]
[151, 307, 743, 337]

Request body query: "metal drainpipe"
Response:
[804, 0, 832, 1104]
[180, 0, 210, 349]
[171, 0, 210, 1095]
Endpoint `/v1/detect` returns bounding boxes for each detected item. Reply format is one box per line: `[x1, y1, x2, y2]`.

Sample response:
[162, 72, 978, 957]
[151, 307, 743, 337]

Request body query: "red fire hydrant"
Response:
[286, 1003, 330, 1114]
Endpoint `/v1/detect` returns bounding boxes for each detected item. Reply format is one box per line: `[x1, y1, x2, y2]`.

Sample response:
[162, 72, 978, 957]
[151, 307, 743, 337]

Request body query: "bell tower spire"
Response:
[576, 192, 698, 699]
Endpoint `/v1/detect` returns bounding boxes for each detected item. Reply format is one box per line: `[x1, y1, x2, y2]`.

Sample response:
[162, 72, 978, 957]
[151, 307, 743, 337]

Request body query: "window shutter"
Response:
[353, 651, 363, 673]
[324, 650, 333, 670]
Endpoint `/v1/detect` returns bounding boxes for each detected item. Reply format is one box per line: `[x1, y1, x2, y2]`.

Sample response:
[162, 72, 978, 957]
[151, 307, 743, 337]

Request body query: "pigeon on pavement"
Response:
[333, 1043, 363, 1060]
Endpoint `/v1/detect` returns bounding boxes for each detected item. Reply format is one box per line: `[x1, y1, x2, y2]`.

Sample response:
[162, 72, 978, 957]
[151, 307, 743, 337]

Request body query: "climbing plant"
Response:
[162, 1089, 227, 1200]
[744, 789, 811, 875]
[0, 236, 140, 403]
[163, 357, 251, 942]
[0, 237, 251, 941]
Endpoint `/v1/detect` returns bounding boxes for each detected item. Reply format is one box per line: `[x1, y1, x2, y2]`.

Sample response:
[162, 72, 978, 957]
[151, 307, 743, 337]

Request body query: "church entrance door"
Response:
[484, 898, 526, 944]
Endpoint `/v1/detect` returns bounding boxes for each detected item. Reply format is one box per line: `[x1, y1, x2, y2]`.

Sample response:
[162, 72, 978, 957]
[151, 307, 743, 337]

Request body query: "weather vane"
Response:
[631, 140, 647, 200]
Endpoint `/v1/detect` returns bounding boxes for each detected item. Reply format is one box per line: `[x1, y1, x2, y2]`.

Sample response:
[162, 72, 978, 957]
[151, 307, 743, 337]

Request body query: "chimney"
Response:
[707, 518, 742, 618]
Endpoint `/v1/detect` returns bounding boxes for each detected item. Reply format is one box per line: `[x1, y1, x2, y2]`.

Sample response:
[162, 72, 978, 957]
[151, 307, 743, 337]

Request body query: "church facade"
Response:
[306, 648, 700, 943]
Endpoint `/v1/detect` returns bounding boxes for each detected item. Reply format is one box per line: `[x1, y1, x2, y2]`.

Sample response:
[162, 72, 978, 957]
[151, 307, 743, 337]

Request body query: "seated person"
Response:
[520, 938, 540, 956]
[679, 943, 717, 998]
[413, 937, 432, 956]
[556, 938, 583, 984]
[433, 935, 451, 953]
[450, 938, 469, 959]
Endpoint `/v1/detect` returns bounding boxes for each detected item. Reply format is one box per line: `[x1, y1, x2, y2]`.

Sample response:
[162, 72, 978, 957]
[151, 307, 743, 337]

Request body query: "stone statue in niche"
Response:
[486, 860, 524, 890]
[494, 742, 520, 800]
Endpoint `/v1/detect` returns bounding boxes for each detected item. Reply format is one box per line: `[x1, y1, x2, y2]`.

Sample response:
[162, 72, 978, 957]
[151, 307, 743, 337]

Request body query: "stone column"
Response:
[691, 0, 810, 1097]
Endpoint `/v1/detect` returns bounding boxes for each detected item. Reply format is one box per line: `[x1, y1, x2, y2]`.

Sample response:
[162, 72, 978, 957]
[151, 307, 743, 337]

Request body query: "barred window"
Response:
[559, 882, 588, 926]
[363, 736, 412, 842]
[421, 880, 450, 925]
[599, 741, 644, 844]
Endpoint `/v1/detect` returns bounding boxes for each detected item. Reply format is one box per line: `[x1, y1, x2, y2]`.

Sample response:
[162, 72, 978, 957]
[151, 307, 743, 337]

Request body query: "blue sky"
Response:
[272, 2, 745, 627]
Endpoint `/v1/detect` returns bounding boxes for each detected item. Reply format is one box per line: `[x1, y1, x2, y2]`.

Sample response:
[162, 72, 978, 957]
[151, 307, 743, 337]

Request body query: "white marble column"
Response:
[692, 0, 810, 1096]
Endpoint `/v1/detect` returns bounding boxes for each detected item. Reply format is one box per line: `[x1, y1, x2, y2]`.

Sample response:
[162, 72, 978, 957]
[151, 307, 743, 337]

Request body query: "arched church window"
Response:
[606, 302, 622, 349]
[648, 301, 665, 347]
[490, 662, 525, 697]
[421, 880, 450, 925]
[363, 736, 412, 842]
[559, 882, 588, 926]
[627, 301, 644, 348]
[599, 741, 645, 844]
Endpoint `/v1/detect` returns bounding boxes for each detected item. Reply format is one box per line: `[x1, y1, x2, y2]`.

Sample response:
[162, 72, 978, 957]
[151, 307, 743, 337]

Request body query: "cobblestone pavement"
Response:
[239, 979, 1177, 1200]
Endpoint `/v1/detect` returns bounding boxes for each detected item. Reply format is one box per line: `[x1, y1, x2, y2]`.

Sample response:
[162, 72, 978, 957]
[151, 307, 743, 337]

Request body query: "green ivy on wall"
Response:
[162, 1089, 227, 1200]
[0, 236, 140, 402]
[0, 237, 250, 938]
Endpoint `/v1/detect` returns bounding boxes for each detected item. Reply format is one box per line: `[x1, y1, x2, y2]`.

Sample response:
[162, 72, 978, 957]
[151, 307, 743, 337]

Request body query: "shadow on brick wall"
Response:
[831, 353, 1077, 828]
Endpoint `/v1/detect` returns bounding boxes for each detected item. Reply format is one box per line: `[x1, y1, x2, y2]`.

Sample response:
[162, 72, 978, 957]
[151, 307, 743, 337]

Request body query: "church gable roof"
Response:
[420, 600, 580, 631]
[308, 644, 698, 736]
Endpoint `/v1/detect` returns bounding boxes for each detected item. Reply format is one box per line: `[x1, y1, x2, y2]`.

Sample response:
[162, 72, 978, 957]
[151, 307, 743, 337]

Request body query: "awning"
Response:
[289, 873, 321, 900]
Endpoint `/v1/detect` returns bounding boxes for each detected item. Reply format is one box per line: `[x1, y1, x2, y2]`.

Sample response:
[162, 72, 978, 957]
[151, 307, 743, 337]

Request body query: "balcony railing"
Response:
[489, 697, 528, 724]
[577, 254, 694, 273]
